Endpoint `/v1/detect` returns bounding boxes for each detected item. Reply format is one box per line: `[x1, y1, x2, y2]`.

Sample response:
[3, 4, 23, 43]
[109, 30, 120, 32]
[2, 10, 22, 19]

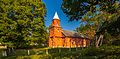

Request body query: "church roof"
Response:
[62, 30, 88, 38]
[53, 12, 59, 19]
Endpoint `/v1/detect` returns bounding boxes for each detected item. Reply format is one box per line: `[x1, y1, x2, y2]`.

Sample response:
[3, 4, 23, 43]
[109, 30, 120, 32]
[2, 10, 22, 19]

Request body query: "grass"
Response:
[0, 46, 120, 59]
[0, 47, 84, 59]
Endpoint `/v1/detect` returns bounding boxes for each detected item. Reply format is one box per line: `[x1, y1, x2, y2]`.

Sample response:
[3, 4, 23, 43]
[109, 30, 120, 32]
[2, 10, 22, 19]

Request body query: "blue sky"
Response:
[43, 0, 80, 31]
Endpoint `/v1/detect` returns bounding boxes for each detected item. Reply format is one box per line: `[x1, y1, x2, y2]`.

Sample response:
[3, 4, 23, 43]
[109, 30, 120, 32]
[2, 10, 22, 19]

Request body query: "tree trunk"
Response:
[100, 35, 104, 46]
[95, 34, 104, 48]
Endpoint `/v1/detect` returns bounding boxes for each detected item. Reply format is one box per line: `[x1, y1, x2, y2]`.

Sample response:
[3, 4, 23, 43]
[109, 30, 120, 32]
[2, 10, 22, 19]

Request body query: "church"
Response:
[48, 12, 90, 48]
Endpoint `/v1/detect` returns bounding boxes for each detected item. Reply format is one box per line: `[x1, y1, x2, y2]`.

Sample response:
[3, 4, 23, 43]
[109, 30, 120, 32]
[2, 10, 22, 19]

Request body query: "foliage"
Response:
[62, 0, 120, 47]
[0, 0, 48, 48]
[62, 0, 119, 21]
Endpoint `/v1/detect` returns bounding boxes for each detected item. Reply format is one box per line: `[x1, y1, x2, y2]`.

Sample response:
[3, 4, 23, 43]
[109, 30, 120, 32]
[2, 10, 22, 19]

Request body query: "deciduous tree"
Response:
[0, 0, 48, 48]
[62, 0, 120, 47]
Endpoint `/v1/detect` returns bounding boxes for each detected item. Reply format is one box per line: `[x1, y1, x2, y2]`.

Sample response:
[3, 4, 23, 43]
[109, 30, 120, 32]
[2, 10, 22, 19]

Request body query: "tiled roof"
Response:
[62, 30, 88, 38]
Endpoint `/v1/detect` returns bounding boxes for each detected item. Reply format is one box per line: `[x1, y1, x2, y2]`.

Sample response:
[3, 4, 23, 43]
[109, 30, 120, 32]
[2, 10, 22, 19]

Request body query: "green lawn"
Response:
[0, 48, 50, 59]
[0, 47, 81, 59]
[0, 46, 120, 59]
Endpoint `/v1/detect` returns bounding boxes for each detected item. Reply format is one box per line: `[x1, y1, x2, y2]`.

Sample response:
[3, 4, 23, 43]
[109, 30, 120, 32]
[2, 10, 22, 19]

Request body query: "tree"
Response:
[0, 0, 48, 48]
[62, 0, 120, 47]
[62, 0, 119, 21]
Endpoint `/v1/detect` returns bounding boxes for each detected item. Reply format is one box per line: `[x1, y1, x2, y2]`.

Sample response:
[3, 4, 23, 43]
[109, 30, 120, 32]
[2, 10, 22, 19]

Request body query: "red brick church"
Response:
[48, 12, 90, 48]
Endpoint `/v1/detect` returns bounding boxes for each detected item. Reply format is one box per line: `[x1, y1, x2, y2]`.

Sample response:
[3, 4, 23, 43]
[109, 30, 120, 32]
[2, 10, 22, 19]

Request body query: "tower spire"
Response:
[53, 12, 59, 19]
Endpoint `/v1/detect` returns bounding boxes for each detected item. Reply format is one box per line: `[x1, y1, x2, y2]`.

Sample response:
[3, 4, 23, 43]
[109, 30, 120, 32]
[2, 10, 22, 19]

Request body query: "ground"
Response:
[0, 46, 120, 59]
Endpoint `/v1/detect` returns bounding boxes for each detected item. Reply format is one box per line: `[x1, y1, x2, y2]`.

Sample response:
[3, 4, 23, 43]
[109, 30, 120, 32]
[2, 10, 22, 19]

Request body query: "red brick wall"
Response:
[49, 37, 90, 48]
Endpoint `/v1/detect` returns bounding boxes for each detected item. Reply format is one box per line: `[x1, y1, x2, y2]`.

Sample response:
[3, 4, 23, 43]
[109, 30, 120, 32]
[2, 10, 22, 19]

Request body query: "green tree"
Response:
[62, 0, 120, 47]
[62, 0, 119, 21]
[0, 0, 48, 48]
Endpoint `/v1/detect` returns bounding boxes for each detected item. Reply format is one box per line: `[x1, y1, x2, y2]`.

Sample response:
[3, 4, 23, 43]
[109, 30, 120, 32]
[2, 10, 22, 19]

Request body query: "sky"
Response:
[43, 0, 80, 31]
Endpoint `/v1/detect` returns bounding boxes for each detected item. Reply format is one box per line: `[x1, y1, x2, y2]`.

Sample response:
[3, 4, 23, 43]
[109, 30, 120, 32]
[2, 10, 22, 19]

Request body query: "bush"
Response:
[112, 40, 120, 46]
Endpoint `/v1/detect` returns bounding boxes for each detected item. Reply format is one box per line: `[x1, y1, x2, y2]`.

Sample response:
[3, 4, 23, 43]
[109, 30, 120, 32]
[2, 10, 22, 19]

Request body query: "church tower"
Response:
[49, 12, 63, 47]
[49, 12, 62, 37]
